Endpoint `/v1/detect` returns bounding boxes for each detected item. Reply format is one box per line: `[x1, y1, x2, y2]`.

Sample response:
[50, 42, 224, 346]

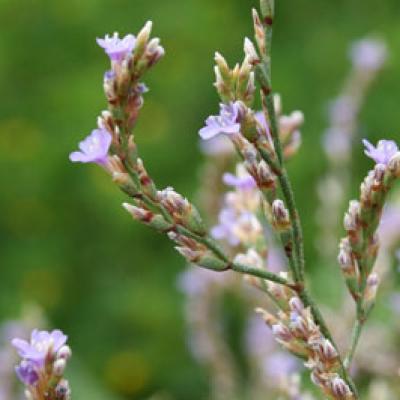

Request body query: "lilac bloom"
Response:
[211, 208, 240, 246]
[362, 139, 398, 165]
[199, 102, 242, 140]
[96, 33, 136, 61]
[69, 128, 112, 165]
[263, 352, 299, 380]
[350, 38, 387, 71]
[378, 205, 400, 245]
[223, 172, 256, 190]
[12, 329, 67, 366]
[178, 267, 227, 297]
[199, 135, 233, 156]
[255, 111, 269, 132]
[15, 360, 39, 386]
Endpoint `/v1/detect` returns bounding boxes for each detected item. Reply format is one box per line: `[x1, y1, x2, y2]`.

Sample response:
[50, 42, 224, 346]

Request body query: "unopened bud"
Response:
[214, 52, 231, 81]
[57, 346, 72, 360]
[103, 70, 116, 100]
[373, 163, 386, 182]
[272, 199, 290, 230]
[255, 307, 279, 326]
[53, 359, 66, 377]
[256, 160, 275, 188]
[289, 297, 304, 313]
[177, 247, 228, 271]
[310, 338, 338, 361]
[252, 9, 266, 55]
[244, 37, 259, 65]
[337, 248, 353, 273]
[388, 152, 400, 177]
[331, 377, 352, 398]
[24, 390, 34, 400]
[364, 272, 379, 306]
[136, 21, 152, 50]
[123, 203, 173, 231]
[55, 379, 71, 400]
[272, 324, 293, 342]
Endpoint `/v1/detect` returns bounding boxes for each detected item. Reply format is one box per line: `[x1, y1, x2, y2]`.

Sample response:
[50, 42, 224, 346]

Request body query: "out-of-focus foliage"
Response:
[0, 0, 399, 399]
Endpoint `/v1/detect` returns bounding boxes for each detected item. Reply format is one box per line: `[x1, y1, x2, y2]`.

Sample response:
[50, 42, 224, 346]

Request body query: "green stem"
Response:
[232, 262, 288, 285]
[255, 7, 357, 396]
[344, 318, 364, 369]
[277, 170, 305, 281]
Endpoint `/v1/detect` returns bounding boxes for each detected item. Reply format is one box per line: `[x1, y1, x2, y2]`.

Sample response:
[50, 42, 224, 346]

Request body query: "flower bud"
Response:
[55, 379, 71, 400]
[272, 199, 290, 230]
[364, 272, 379, 314]
[135, 21, 152, 55]
[255, 307, 279, 326]
[388, 152, 400, 177]
[244, 37, 259, 65]
[330, 377, 352, 398]
[123, 203, 173, 231]
[272, 323, 293, 342]
[289, 297, 304, 313]
[57, 346, 72, 360]
[252, 8, 266, 55]
[53, 359, 66, 377]
[214, 52, 231, 81]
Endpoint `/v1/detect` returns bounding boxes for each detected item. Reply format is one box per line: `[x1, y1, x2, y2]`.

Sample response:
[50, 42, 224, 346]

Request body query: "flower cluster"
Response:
[211, 165, 261, 246]
[67, 1, 400, 399]
[12, 329, 71, 400]
[258, 296, 354, 400]
[70, 21, 165, 169]
[338, 140, 400, 313]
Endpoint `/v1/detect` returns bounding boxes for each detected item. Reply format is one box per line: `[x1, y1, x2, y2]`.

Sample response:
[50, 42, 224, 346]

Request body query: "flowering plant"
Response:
[11, 1, 400, 399]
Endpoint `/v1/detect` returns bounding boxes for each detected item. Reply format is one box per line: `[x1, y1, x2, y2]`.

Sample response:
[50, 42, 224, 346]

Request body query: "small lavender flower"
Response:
[350, 38, 387, 71]
[199, 102, 242, 140]
[12, 329, 71, 400]
[211, 208, 240, 246]
[12, 329, 67, 366]
[362, 139, 398, 165]
[199, 135, 234, 156]
[15, 360, 39, 386]
[69, 128, 112, 165]
[96, 32, 136, 61]
[223, 172, 256, 190]
[262, 352, 299, 381]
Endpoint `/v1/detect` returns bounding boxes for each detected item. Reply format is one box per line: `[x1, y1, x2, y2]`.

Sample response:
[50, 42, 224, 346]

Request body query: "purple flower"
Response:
[15, 360, 39, 386]
[223, 172, 256, 190]
[255, 111, 269, 132]
[96, 32, 136, 61]
[363, 139, 398, 165]
[69, 128, 112, 165]
[12, 329, 67, 366]
[199, 135, 234, 156]
[263, 352, 298, 380]
[211, 208, 240, 246]
[199, 102, 242, 140]
[350, 38, 387, 71]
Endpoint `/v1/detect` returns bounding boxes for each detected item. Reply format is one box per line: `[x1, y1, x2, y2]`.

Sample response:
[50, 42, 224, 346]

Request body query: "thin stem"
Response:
[255, 7, 358, 397]
[232, 262, 289, 285]
[344, 319, 364, 369]
[277, 170, 305, 281]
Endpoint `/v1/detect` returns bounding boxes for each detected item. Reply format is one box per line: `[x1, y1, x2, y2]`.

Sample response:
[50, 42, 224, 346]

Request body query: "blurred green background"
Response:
[1, 0, 400, 398]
